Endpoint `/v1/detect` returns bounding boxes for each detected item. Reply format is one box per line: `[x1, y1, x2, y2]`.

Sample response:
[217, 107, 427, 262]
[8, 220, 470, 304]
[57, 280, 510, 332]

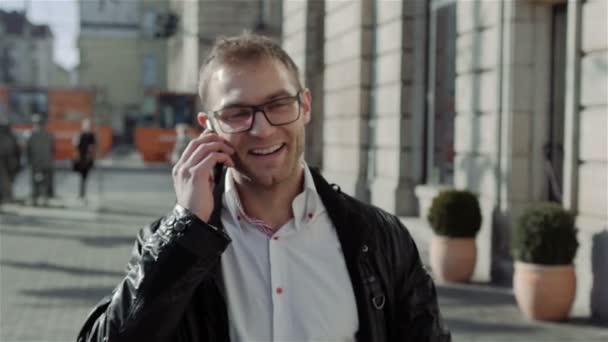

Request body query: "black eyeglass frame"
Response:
[207, 91, 303, 133]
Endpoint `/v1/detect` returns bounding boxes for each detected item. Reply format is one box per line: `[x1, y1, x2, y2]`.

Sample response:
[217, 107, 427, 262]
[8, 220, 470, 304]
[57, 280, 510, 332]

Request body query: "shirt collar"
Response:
[223, 162, 324, 233]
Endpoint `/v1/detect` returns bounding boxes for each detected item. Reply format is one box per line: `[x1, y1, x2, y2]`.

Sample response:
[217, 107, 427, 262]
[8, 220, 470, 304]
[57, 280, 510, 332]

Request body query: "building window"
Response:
[426, 0, 457, 185]
[142, 55, 158, 89]
[545, 3, 568, 203]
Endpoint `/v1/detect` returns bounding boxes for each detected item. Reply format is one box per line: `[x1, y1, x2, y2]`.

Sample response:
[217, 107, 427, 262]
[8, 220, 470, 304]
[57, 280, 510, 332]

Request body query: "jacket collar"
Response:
[208, 165, 372, 341]
[307, 167, 369, 258]
[209, 165, 370, 253]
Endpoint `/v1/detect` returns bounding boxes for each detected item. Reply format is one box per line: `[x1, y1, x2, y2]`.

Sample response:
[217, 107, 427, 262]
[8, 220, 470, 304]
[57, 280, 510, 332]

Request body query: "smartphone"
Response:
[204, 119, 225, 179]
[205, 119, 214, 132]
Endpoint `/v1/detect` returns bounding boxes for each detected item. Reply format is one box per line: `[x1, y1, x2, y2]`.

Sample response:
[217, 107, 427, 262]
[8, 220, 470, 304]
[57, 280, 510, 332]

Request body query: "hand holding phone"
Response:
[171, 129, 235, 222]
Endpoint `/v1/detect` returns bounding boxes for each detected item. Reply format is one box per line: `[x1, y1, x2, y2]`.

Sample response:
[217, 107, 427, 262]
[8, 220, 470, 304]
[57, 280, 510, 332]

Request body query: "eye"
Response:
[220, 108, 251, 121]
[266, 98, 293, 110]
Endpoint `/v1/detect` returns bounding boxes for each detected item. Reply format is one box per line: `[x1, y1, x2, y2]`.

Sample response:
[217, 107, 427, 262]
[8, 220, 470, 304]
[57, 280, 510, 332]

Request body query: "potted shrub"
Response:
[512, 202, 579, 321]
[427, 190, 482, 283]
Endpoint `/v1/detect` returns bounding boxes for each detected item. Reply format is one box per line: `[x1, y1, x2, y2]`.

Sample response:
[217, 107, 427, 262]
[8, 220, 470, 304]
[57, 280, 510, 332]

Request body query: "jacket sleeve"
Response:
[76, 206, 231, 342]
[392, 218, 452, 342]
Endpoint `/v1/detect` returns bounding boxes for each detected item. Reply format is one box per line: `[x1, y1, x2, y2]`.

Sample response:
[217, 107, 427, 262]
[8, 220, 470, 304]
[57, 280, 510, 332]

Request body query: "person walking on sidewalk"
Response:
[77, 33, 451, 342]
[26, 114, 54, 206]
[73, 119, 96, 200]
[0, 114, 20, 204]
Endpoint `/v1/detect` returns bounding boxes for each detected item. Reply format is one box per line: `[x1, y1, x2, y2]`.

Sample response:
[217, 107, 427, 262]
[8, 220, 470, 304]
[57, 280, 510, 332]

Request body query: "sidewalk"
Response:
[400, 217, 608, 341]
[2, 162, 607, 341]
[51, 146, 172, 173]
[94, 146, 171, 172]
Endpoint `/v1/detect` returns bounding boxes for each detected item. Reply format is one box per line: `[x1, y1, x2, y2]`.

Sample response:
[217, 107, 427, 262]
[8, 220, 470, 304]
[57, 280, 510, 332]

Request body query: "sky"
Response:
[0, 0, 80, 70]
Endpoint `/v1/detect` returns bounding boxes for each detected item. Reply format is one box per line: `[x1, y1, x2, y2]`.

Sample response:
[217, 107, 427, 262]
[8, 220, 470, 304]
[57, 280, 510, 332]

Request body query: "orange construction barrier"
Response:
[135, 126, 200, 162]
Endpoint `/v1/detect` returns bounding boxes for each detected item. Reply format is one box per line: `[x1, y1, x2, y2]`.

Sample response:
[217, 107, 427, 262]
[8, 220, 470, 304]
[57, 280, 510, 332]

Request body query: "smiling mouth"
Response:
[249, 143, 285, 156]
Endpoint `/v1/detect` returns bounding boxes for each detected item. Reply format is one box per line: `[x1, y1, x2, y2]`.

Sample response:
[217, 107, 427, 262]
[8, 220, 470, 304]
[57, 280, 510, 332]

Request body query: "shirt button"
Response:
[237, 215, 241, 221]
[276, 287, 284, 295]
[273, 236, 279, 240]
[307, 213, 313, 219]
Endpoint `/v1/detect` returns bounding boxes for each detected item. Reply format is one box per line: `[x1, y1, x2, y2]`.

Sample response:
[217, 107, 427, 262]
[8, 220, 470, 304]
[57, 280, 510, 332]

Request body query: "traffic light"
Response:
[155, 12, 179, 38]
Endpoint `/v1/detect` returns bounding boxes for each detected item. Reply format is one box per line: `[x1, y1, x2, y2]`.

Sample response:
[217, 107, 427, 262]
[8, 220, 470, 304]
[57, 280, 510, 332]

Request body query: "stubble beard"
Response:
[232, 132, 305, 190]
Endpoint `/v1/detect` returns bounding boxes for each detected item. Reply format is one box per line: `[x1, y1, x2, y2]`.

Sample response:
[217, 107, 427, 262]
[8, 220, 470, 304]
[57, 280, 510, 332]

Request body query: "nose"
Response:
[249, 110, 274, 137]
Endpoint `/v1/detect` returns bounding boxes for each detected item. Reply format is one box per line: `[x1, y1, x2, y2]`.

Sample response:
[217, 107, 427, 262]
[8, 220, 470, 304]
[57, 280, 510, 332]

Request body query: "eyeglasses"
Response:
[209, 91, 301, 133]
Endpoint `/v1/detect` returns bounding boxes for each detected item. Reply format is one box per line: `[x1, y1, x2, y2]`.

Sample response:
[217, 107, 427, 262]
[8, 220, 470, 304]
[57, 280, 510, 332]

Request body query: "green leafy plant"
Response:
[512, 202, 579, 265]
[427, 190, 482, 238]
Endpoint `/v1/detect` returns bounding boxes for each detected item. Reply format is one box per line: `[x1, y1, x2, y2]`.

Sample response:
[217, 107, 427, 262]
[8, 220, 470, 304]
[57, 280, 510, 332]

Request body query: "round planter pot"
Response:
[430, 236, 476, 283]
[513, 261, 576, 321]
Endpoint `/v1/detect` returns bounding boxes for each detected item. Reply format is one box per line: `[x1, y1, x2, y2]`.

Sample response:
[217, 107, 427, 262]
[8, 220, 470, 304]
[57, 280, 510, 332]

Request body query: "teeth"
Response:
[251, 144, 283, 155]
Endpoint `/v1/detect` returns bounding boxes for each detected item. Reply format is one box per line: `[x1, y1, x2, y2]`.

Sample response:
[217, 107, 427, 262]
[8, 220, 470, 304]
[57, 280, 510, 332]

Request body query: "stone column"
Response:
[282, 0, 325, 169]
[454, 0, 505, 282]
[575, 0, 608, 321]
[369, 0, 427, 216]
[322, 0, 372, 199]
[167, 0, 199, 93]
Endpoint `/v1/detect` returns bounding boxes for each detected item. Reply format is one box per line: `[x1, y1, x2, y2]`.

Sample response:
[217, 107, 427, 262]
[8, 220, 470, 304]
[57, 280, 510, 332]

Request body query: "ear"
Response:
[300, 88, 312, 125]
[196, 112, 208, 128]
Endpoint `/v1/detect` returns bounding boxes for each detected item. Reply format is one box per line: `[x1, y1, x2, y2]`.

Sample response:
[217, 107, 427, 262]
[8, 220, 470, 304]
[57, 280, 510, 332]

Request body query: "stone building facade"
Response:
[0, 10, 54, 87]
[77, 0, 168, 129]
[282, 0, 607, 319]
[167, 0, 283, 94]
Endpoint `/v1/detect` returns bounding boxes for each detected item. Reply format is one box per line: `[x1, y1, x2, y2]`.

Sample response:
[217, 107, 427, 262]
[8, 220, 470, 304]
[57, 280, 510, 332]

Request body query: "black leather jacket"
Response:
[77, 167, 451, 342]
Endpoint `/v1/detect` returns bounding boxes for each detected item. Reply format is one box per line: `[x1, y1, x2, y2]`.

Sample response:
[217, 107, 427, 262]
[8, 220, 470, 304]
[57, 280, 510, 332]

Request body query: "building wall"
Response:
[167, 0, 199, 93]
[369, 0, 427, 216]
[78, 0, 167, 130]
[282, 0, 324, 169]
[78, 37, 141, 123]
[454, 0, 608, 310]
[51, 65, 75, 88]
[576, 0, 608, 320]
[168, 0, 282, 103]
[578, 0, 607, 230]
[322, 0, 372, 199]
[198, 0, 282, 66]
[0, 35, 53, 88]
[453, 0, 510, 282]
[281, 0, 607, 320]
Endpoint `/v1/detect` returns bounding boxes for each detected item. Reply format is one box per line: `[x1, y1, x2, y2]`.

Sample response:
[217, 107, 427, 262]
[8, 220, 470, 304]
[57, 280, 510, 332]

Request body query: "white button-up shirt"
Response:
[220, 164, 359, 342]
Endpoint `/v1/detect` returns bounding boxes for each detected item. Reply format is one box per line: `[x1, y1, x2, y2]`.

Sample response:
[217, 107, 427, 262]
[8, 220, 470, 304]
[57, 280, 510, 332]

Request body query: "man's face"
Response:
[204, 59, 311, 188]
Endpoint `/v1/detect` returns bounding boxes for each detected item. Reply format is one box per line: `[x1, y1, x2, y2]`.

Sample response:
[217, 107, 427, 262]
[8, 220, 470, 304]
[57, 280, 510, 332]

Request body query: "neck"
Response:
[233, 166, 305, 230]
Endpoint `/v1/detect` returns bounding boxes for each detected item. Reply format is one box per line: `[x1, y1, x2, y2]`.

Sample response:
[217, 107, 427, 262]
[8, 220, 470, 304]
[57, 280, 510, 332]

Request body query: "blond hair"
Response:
[198, 32, 302, 109]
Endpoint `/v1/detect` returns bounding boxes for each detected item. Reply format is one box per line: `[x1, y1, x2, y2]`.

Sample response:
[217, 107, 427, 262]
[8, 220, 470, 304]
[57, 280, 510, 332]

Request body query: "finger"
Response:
[175, 132, 230, 166]
[175, 132, 219, 165]
[173, 133, 219, 177]
[190, 152, 235, 177]
[182, 141, 235, 168]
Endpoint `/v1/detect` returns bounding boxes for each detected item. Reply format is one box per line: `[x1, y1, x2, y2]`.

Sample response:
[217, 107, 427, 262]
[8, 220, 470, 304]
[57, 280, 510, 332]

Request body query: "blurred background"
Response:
[0, 0, 606, 341]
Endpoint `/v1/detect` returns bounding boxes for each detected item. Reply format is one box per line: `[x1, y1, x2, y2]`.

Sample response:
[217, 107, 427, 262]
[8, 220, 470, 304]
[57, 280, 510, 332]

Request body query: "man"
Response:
[77, 33, 451, 342]
[26, 114, 54, 206]
[0, 113, 20, 204]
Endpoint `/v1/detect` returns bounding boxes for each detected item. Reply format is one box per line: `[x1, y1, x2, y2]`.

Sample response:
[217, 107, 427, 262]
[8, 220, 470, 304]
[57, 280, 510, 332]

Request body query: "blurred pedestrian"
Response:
[26, 114, 54, 206]
[73, 119, 96, 200]
[170, 123, 191, 164]
[0, 113, 20, 204]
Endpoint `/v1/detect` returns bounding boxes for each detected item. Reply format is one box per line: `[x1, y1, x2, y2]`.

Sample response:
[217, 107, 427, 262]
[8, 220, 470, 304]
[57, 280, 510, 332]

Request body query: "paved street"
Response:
[1, 165, 607, 341]
[1, 166, 175, 342]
